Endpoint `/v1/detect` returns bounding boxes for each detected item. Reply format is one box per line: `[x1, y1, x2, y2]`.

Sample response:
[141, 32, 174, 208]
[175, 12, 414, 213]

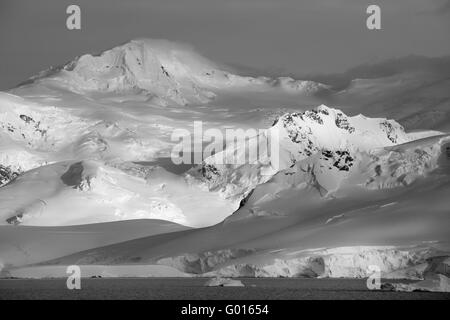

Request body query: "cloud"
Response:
[417, 0, 450, 15]
[436, 0, 450, 14]
[270, 55, 450, 90]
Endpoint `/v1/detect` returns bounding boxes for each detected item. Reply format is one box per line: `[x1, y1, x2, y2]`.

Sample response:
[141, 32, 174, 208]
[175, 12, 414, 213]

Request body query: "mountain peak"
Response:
[18, 39, 328, 105]
[191, 105, 413, 200]
[275, 105, 409, 154]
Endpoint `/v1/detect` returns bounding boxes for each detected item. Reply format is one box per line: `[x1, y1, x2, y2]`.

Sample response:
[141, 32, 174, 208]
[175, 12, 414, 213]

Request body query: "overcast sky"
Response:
[0, 0, 449, 89]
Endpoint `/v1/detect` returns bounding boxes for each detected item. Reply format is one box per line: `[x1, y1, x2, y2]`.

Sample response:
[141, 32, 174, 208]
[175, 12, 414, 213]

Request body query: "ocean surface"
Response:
[0, 278, 449, 300]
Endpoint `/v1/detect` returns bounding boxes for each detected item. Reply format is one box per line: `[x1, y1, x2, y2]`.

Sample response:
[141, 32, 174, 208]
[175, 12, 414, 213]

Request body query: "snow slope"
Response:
[0, 160, 235, 227]
[21, 122, 450, 279]
[0, 219, 188, 268]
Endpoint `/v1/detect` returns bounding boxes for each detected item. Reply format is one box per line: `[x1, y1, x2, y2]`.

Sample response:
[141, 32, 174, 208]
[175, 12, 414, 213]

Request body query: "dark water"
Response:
[0, 278, 449, 300]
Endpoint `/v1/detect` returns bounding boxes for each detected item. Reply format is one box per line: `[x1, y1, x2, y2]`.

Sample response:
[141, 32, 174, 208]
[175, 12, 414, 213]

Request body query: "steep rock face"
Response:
[208, 246, 436, 279]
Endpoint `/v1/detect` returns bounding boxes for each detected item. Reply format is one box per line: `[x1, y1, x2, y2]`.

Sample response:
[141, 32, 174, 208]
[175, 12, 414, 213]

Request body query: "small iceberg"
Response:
[204, 277, 245, 287]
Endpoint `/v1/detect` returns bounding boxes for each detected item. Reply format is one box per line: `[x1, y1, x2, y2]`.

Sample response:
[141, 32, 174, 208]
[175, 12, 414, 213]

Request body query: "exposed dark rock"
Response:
[380, 120, 400, 144]
[238, 189, 254, 209]
[201, 164, 220, 181]
[6, 213, 23, 225]
[335, 113, 355, 133]
[61, 162, 87, 189]
[304, 110, 324, 124]
[161, 66, 170, 77]
[19, 114, 34, 124]
[0, 165, 19, 187]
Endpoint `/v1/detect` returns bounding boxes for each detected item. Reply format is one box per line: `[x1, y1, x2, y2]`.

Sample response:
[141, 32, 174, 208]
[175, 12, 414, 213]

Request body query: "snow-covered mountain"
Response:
[0, 160, 236, 227]
[190, 105, 418, 200]
[0, 39, 449, 282]
[21, 39, 328, 106]
[2, 102, 438, 229]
